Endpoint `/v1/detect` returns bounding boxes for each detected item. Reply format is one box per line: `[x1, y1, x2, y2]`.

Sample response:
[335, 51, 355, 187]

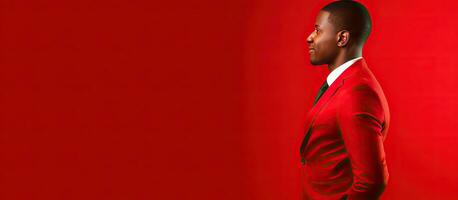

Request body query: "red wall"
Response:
[1, 0, 458, 199]
[0, 0, 245, 199]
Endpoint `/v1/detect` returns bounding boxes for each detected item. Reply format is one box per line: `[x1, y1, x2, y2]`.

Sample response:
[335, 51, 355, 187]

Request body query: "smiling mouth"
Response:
[308, 49, 315, 53]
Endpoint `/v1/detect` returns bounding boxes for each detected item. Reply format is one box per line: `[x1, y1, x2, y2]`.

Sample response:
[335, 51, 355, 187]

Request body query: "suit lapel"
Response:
[300, 59, 366, 156]
[299, 78, 344, 155]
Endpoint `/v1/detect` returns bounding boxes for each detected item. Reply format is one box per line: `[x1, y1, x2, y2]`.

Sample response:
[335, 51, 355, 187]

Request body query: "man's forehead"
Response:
[315, 11, 331, 27]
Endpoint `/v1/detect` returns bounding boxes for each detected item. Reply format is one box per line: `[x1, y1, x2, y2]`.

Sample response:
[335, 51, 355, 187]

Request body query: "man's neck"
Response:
[327, 49, 362, 72]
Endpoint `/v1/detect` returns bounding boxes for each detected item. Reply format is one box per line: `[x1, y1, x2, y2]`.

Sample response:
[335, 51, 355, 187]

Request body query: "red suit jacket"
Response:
[299, 59, 390, 200]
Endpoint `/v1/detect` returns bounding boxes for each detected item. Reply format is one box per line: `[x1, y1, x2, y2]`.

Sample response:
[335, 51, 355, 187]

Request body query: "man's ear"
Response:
[337, 30, 350, 47]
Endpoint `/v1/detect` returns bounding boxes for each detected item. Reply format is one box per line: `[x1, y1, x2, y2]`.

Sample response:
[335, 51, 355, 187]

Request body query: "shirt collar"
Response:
[326, 57, 363, 86]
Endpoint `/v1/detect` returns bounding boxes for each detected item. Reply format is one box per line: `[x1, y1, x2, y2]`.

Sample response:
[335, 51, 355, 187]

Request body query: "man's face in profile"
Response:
[307, 11, 338, 65]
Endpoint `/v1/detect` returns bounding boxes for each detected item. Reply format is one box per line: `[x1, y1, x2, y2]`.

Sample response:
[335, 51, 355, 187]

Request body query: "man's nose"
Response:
[306, 32, 313, 44]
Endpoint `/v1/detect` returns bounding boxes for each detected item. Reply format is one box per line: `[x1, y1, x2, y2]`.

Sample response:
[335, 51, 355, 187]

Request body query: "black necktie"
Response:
[313, 81, 329, 105]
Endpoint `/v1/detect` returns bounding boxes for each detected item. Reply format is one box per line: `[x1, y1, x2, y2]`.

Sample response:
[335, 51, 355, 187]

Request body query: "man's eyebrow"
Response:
[314, 25, 320, 29]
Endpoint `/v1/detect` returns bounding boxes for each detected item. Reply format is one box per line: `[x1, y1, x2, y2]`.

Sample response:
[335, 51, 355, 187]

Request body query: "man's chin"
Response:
[309, 60, 323, 66]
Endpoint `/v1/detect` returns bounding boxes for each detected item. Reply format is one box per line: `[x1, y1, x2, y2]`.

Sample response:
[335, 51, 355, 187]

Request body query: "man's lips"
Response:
[308, 48, 315, 53]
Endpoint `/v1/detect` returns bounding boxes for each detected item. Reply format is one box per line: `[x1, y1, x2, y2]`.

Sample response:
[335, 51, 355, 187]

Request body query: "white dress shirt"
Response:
[326, 57, 363, 86]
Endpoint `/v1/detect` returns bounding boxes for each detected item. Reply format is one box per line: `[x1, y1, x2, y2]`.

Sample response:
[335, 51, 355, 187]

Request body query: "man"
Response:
[299, 1, 390, 199]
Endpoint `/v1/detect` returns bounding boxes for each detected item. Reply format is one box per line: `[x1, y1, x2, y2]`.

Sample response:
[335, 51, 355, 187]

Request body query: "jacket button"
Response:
[301, 157, 307, 165]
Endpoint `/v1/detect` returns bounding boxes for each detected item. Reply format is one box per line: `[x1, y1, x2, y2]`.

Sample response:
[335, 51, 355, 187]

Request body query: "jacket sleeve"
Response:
[337, 84, 389, 200]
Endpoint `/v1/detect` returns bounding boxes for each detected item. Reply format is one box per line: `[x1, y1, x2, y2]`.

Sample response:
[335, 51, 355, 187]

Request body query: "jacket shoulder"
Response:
[336, 66, 389, 126]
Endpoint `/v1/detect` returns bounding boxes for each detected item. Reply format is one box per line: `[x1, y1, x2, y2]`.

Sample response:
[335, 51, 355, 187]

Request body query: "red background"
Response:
[1, 0, 457, 199]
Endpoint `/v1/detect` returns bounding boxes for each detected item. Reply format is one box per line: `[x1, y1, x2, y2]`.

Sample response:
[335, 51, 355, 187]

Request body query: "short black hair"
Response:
[321, 0, 372, 45]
